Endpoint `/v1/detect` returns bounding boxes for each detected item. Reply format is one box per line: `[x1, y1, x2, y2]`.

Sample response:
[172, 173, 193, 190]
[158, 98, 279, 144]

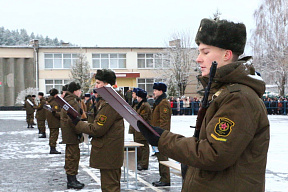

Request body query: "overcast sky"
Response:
[1, 0, 262, 53]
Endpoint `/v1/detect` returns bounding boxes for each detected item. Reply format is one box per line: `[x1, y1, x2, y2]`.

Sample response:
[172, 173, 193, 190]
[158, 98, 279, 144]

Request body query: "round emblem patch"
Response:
[214, 117, 235, 137]
[97, 115, 107, 126]
[163, 108, 168, 113]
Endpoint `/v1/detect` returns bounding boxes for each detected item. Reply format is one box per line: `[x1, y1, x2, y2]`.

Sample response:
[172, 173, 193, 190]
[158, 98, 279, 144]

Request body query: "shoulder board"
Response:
[227, 84, 241, 93]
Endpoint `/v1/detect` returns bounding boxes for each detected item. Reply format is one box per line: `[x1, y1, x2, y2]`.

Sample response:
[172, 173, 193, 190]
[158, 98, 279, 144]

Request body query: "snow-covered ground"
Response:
[0, 111, 287, 192]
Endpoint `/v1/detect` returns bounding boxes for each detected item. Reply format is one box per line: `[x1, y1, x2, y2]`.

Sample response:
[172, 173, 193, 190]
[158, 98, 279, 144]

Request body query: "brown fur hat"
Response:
[195, 18, 246, 55]
[95, 69, 116, 86]
[68, 82, 81, 93]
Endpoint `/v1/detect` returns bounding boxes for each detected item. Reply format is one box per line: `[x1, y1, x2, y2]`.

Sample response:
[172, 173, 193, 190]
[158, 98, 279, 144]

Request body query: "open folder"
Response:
[96, 86, 159, 136]
[55, 96, 80, 119]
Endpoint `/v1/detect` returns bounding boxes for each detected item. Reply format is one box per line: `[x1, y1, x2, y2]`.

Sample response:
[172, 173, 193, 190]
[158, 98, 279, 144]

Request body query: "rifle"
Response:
[181, 61, 218, 179]
[193, 61, 218, 138]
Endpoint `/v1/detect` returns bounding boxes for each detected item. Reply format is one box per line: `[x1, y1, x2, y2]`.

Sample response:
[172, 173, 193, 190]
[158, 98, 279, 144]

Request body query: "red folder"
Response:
[55, 96, 80, 119]
[96, 86, 160, 136]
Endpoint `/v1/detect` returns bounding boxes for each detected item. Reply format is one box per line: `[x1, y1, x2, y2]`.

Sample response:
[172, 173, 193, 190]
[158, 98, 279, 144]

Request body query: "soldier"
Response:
[150, 82, 172, 187]
[31, 95, 37, 125]
[138, 18, 270, 191]
[83, 93, 93, 123]
[128, 88, 139, 139]
[59, 84, 68, 144]
[24, 95, 35, 128]
[35, 92, 47, 138]
[80, 95, 87, 121]
[134, 88, 152, 171]
[131, 88, 138, 108]
[68, 69, 124, 192]
[60, 82, 84, 189]
[46, 88, 61, 154]
[124, 89, 132, 105]
[61, 84, 68, 98]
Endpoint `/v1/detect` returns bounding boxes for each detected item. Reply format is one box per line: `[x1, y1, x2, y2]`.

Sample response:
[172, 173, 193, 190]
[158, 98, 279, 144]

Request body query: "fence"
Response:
[170, 101, 288, 115]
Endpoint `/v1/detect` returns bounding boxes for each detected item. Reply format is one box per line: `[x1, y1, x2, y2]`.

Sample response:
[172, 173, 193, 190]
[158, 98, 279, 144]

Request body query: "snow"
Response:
[0, 111, 287, 191]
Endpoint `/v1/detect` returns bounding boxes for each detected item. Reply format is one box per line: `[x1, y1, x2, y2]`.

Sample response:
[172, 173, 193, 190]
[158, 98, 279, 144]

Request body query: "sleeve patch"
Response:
[163, 108, 168, 113]
[214, 117, 234, 137]
[211, 133, 227, 142]
[97, 115, 107, 126]
[54, 106, 58, 110]
[140, 110, 146, 115]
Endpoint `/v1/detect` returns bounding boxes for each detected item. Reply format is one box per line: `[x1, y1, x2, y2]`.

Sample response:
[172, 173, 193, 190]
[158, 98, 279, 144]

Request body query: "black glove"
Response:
[52, 111, 56, 116]
[79, 108, 83, 115]
[67, 113, 81, 126]
[137, 121, 164, 146]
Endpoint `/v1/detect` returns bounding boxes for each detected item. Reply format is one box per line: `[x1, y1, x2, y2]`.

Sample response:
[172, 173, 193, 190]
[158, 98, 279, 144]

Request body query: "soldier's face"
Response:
[132, 92, 137, 99]
[95, 80, 108, 88]
[196, 43, 228, 76]
[137, 96, 142, 102]
[74, 90, 82, 97]
[153, 89, 163, 98]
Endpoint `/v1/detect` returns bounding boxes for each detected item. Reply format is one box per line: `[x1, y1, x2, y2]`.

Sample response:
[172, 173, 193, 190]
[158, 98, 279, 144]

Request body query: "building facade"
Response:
[0, 44, 200, 106]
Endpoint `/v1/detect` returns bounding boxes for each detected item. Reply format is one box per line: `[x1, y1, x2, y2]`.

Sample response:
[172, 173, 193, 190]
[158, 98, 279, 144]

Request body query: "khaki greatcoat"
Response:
[60, 91, 82, 144]
[158, 61, 270, 192]
[76, 97, 124, 169]
[46, 96, 61, 128]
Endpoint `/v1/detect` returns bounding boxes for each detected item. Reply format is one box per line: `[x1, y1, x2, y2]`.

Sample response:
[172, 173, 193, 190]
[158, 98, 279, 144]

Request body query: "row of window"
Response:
[45, 78, 164, 94]
[44, 53, 169, 69]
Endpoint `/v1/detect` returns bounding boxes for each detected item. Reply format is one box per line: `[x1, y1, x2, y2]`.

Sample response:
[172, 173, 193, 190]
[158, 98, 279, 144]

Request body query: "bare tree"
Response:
[70, 49, 91, 93]
[251, 0, 288, 96]
[15, 87, 38, 105]
[158, 30, 198, 96]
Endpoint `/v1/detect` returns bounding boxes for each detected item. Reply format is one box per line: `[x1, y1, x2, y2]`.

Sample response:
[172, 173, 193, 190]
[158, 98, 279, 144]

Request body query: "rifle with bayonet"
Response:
[181, 61, 218, 179]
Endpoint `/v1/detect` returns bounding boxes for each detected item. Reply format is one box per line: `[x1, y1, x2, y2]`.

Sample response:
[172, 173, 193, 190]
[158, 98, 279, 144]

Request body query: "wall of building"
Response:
[0, 56, 35, 106]
[0, 46, 200, 106]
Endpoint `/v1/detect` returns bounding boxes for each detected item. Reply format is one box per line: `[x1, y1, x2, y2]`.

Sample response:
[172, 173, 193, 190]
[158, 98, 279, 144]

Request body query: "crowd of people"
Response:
[20, 17, 271, 192]
[263, 96, 288, 115]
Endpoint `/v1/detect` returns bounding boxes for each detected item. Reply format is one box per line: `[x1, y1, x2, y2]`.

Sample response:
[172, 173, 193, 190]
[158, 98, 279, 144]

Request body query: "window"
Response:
[92, 53, 126, 69]
[137, 53, 169, 69]
[137, 78, 165, 94]
[45, 79, 70, 94]
[44, 53, 78, 69]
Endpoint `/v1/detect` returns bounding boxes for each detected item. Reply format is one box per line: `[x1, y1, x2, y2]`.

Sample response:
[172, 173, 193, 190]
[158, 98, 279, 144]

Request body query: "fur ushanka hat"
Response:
[153, 82, 167, 92]
[195, 18, 247, 55]
[68, 82, 81, 93]
[136, 88, 147, 99]
[95, 69, 116, 86]
[49, 88, 59, 96]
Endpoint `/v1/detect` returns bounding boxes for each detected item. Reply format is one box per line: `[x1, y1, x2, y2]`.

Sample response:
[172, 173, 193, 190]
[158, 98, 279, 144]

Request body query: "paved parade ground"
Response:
[0, 111, 287, 192]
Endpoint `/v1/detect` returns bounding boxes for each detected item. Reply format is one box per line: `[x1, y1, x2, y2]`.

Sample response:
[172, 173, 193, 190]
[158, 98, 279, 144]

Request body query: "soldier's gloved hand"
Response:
[52, 111, 56, 116]
[137, 121, 164, 146]
[67, 113, 80, 126]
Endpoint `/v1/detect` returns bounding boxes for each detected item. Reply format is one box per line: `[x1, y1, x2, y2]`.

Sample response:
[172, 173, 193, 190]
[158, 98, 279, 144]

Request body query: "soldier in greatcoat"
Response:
[128, 87, 139, 139]
[34, 92, 47, 138]
[68, 69, 124, 192]
[134, 88, 152, 171]
[24, 95, 35, 128]
[137, 18, 270, 192]
[46, 88, 61, 154]
[60, 82, 85, 189]
[150, 82, 172, 187]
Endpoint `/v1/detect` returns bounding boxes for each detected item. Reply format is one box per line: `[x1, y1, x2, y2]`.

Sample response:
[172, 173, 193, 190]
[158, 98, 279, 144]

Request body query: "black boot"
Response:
[50, 147, 61, 154]
[27, 124, 30, 128]
[39, 132, 46, 138]
[67, 174, 84, 189]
